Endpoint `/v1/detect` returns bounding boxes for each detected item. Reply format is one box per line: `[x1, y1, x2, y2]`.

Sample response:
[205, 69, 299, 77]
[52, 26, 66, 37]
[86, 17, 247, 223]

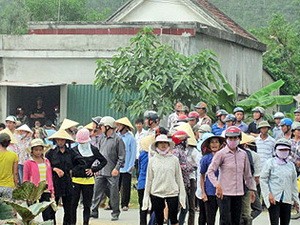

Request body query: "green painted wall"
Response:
[67, 84, 129, 125]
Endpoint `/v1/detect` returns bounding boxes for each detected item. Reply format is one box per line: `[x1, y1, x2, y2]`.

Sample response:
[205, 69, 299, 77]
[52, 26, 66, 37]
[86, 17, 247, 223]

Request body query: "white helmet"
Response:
[100, 116, 116, 128]
[273, 112, 285, 119]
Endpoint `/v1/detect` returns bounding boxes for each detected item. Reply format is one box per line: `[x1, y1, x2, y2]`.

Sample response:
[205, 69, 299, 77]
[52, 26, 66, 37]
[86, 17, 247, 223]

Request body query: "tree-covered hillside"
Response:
[210, 0, 300, 29]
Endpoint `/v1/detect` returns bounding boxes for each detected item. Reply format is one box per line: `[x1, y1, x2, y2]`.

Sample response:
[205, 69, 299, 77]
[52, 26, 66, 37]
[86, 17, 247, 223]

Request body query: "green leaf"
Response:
[12, 181, 47, 203]
[248, 79, 284, 99]
[3, 200, 52, 224]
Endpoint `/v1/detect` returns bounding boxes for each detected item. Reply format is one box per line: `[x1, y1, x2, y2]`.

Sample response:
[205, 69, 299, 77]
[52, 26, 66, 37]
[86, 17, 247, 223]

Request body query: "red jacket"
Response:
[23, 158, 54, 194]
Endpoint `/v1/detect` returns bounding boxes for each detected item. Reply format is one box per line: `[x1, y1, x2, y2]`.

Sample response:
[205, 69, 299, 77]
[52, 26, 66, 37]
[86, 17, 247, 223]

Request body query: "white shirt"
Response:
[135, 129, 147, 159]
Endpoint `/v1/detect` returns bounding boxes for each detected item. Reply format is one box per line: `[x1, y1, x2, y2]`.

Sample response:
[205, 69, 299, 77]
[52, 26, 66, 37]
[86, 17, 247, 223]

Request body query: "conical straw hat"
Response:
[0, 128, 17, 144]
[115, 117, 134, 131]
[60, 118, 79, 130]
[84, 122, 94, 130]
[175, 123, 198, 147]
[48, 129, 74, 142]
[240, 132, 256, 145]
[16, 124, 33, 134]
[140, 135, 155, 152]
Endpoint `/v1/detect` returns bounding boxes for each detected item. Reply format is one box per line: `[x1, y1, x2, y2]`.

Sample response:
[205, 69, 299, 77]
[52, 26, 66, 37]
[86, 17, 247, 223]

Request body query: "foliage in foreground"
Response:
[0, 181, 55, 225]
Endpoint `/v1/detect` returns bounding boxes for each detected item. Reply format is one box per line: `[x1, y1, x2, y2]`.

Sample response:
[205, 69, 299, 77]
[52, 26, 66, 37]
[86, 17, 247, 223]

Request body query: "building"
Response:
[0, 0, 268, 124]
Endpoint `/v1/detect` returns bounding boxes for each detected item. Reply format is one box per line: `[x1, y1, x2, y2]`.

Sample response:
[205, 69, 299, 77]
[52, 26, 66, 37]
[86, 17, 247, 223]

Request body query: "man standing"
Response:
[211, 109, 228, 136]
[279, 118, 293, 140]
[272, 112, 284, 140]
[115, 117, 137, 211]
[167, 102, 183, 130]
[194, 102, 212, 126]
[29, 96, 46, 127]
[233, 107, 248, 133]
[5, 116, 17, 133]
[255, 121, 275, 166]
[91, 116, 126, 221]
[144, 111, 160, 135]
[247, 107, 265, 137]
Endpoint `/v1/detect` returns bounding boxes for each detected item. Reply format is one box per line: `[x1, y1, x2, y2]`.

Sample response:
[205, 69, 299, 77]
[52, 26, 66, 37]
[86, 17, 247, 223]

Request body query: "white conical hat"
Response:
[140, 135, 155, 152]
[175, 123, 198, 147]
[16, 124, 33, 134]
[48, 129, 74, 142]
[84, 122, 94, 130]
[60, 118, 79, 130]
[115, 117, 134, 131]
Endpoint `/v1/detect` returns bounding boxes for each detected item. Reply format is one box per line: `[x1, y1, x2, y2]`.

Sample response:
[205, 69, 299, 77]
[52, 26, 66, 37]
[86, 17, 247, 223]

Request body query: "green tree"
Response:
[0, 0, 29, 34]
[94, 27, 232, 118]
[252, 14, 300, 95]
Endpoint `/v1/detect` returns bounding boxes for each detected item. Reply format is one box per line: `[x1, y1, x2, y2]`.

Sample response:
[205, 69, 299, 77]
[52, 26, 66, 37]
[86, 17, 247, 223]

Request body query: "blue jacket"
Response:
[137, 150, 149, 190]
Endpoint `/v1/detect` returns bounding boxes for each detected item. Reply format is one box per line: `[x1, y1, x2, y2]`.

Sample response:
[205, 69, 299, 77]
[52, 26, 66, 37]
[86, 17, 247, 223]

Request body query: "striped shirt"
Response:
[255, 135, 275, 166]
[38, 163, 47, 181]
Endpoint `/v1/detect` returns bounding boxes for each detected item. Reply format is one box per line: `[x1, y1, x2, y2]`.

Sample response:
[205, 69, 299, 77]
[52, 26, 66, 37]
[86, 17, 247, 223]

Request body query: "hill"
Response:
[209, 0, 300, 29]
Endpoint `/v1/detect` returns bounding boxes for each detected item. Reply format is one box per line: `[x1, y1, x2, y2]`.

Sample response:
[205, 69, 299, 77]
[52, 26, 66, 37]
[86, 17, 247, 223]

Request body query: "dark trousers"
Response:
[71, 183, 94, 225]
[91, 175, 120, 218]
[179, 179, 196, 225]
[204, 196, 218, 225]
[55, 195, 73, 225]
[138, 189, 148, 225]
[218, 195, 243, 225]
[150, 195, 179, 225]
[251, 191, 262, 219]
[198, 198, 206, 225]
[40, 192, 55, 222]
[268, 201, 291, 225]
[119, 172, 132, 208]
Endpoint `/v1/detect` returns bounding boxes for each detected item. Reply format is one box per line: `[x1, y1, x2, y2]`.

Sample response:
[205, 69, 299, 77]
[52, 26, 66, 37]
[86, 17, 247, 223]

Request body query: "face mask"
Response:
[156, 147, 170, 156]
[226, 139, 240, 149]
[275, 149, 289, 159]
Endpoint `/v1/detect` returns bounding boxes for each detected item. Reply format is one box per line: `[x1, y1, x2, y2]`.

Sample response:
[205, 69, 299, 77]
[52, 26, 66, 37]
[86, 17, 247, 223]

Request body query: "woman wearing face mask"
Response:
[70, 128, 107, 225]
[142, 134, 186, 225]
[260, 138, 300, 225]
[200, 134, 225, 225]
[207, 126, 256, 225]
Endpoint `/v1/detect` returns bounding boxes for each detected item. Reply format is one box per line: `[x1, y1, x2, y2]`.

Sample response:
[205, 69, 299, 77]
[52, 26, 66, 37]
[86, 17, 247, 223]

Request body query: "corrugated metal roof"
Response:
[0, 81, 66, 87]
[67, 84, 130, 125]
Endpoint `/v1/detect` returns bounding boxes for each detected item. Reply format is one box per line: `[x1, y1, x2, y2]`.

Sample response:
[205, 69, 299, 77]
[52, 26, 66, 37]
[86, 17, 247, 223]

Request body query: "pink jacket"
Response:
[23, 158, 54, 194]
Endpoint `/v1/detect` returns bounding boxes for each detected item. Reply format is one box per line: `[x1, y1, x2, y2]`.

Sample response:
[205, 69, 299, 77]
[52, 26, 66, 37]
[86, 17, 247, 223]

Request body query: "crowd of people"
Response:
[0, 100, 300, 225]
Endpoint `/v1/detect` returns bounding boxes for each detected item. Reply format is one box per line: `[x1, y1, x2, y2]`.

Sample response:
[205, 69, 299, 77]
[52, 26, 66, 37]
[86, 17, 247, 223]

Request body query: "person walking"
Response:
[46, 129, 86, 225]
[260, 138, 300, 225]
[200, 134, 225, 225]
[90, 116, 126, 221]
[23, 138, 55, 222]
[70, 128, 107, 225]
[207, 126, 256, 225]
[142, 134, 186, 225]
